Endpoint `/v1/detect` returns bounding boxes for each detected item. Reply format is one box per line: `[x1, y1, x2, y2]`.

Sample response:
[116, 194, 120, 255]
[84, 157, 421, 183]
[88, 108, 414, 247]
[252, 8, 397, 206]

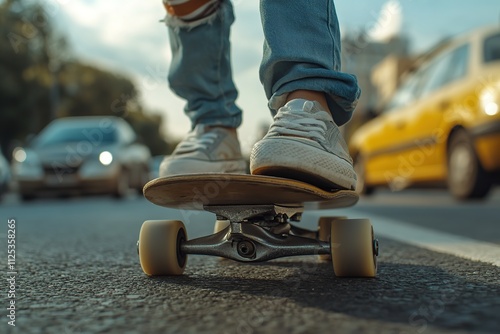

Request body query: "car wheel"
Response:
[0, 184, 6, 201]
[136, 166, 150, 195]
[21, 193, 36, 202]
[354, 155, 375, 196]
[447, 130, 491, 200]
[114, 170, 130, 199]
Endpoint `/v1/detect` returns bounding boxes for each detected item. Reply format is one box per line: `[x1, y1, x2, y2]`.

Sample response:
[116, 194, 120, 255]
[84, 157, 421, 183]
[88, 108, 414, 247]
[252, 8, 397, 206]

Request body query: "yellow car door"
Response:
[401, 44, 470, 184]
[363, 70, 427, 190]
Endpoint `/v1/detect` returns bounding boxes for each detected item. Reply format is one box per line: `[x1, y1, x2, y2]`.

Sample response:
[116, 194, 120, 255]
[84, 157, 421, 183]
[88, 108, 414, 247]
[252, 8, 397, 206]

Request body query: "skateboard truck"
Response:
[179, 205, 330, 262]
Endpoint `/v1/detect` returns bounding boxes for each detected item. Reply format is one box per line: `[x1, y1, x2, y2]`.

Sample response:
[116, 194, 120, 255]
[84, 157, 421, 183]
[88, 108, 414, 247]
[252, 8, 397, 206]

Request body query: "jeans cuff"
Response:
[195, 115, 242, 129]
[162, 10, 219, 30]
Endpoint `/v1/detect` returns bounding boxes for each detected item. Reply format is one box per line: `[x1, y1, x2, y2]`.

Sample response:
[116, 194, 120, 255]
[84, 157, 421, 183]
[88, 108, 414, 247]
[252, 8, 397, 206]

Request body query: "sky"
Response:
[43, 0, 500, 154]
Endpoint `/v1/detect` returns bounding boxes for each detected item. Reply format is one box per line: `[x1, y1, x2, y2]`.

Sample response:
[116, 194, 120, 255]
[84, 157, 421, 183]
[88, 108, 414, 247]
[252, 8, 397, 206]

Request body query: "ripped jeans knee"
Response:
[162, 0, 222, 28]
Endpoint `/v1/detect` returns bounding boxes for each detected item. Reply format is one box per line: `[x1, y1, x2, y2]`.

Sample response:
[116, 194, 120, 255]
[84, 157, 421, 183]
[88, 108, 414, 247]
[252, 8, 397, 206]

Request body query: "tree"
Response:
[53, 62, 171, 155]
[0, 0, 58, 155]
[0, 0, 171, 158]
[124, 110, 170, 156]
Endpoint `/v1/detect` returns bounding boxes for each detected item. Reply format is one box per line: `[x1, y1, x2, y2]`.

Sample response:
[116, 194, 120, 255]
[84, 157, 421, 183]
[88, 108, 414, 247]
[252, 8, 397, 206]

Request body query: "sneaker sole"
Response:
[160, 158, 247, 177]
[250, 138, 356, 191]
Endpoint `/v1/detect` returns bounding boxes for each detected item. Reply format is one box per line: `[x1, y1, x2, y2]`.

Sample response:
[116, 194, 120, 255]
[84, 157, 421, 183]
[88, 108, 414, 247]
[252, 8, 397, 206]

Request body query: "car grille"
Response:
[43, 165, 80, 176]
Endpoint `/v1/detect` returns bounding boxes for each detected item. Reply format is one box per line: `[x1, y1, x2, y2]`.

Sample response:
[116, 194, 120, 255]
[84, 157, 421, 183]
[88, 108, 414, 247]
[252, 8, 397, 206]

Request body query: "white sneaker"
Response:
[250, 99, 357, 190]
[159, 125, 247, 176]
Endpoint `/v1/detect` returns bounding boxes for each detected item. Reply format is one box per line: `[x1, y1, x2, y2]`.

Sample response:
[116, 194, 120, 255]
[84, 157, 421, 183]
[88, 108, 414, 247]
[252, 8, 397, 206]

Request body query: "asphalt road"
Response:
[1, 188, 499, 333]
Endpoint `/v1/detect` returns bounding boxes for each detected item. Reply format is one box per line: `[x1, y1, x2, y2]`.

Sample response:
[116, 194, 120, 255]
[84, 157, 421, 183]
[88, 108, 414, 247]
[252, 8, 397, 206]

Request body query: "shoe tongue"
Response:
[192, 124, 208, 135]
[284, 99, 322, 113]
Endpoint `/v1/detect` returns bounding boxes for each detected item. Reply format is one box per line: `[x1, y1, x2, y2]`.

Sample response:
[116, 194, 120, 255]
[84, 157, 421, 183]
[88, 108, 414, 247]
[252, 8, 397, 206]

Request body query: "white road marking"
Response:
[314, 208, 500, 267]
[359, 212, 500, 267]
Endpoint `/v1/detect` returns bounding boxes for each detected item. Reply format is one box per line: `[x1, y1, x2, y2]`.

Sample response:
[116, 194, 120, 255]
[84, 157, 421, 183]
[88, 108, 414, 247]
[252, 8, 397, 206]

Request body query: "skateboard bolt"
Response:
[237, 240, 256, 258]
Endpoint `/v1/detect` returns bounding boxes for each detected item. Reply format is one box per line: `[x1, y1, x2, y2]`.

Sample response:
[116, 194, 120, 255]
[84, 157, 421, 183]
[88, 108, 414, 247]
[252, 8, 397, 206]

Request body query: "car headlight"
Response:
[480, 85, 500, 116]
[13, 147, 27, 163]
[99, 151, 113, 166]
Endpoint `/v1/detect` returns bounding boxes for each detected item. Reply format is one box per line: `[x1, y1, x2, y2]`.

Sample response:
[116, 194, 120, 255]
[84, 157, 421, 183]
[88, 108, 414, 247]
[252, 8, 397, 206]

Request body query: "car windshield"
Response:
[484, 32, 500, 63]
[33, 123, 117, 148]
[385, 72, 423, 111]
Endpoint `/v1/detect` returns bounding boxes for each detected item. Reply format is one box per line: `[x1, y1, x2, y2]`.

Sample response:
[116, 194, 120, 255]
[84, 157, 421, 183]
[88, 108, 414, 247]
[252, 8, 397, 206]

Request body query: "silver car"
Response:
[12, 116, 151, 200]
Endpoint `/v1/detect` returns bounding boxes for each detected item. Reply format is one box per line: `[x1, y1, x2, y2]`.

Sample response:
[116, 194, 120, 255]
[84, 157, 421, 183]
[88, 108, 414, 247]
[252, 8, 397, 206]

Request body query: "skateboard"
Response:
[139, 173, 378, 277]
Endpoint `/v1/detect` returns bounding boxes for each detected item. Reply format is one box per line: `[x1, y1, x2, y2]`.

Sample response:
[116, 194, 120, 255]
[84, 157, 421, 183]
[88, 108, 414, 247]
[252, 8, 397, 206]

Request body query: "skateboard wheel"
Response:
[330, 219, 377, 277]
[138, 220, 187, 276]
[213, 220, 230, 234]
[317, 216, 346, 261]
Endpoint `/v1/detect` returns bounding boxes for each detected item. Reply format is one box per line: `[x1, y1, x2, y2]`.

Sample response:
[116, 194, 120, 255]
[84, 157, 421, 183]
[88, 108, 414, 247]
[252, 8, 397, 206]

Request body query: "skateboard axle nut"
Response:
[237, 240, 256, 258]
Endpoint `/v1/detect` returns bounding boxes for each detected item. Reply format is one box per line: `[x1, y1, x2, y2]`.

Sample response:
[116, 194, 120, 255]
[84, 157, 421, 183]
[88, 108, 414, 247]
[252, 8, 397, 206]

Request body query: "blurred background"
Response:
[2, 3, 499, 331]
[1, 0, 500, 201]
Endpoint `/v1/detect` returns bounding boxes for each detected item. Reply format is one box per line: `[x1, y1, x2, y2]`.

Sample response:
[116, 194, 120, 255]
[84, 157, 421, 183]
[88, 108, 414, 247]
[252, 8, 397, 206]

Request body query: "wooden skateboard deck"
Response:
[143, 173, 358, 210]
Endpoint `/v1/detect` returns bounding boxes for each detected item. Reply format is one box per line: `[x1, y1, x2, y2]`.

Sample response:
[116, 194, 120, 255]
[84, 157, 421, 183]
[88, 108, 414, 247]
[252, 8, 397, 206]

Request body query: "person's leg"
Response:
[160, 0, 246, 176]
[165, 0, 242, 128]
[251, 0, 359, 190]
[258, 0, 360, 123]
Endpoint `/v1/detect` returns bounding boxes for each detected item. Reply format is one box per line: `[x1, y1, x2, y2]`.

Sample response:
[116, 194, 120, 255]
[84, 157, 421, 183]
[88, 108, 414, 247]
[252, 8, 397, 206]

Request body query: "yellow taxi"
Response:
[349, 26, 500, 200]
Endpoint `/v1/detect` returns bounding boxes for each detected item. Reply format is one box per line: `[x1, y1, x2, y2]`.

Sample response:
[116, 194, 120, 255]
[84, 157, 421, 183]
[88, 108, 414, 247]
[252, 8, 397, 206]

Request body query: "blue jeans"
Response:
[165, 0, 360, 129]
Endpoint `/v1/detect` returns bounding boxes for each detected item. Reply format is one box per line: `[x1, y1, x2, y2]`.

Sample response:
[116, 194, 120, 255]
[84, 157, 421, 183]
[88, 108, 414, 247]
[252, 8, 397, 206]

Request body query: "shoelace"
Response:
[268, 103, 330, 142]
[176, 127, 218, 154]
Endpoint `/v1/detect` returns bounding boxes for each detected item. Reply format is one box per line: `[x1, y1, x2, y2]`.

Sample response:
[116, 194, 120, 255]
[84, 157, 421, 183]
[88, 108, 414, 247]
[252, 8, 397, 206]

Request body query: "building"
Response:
[340, 32, 411, 138]
[370, 55, 414, 109]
